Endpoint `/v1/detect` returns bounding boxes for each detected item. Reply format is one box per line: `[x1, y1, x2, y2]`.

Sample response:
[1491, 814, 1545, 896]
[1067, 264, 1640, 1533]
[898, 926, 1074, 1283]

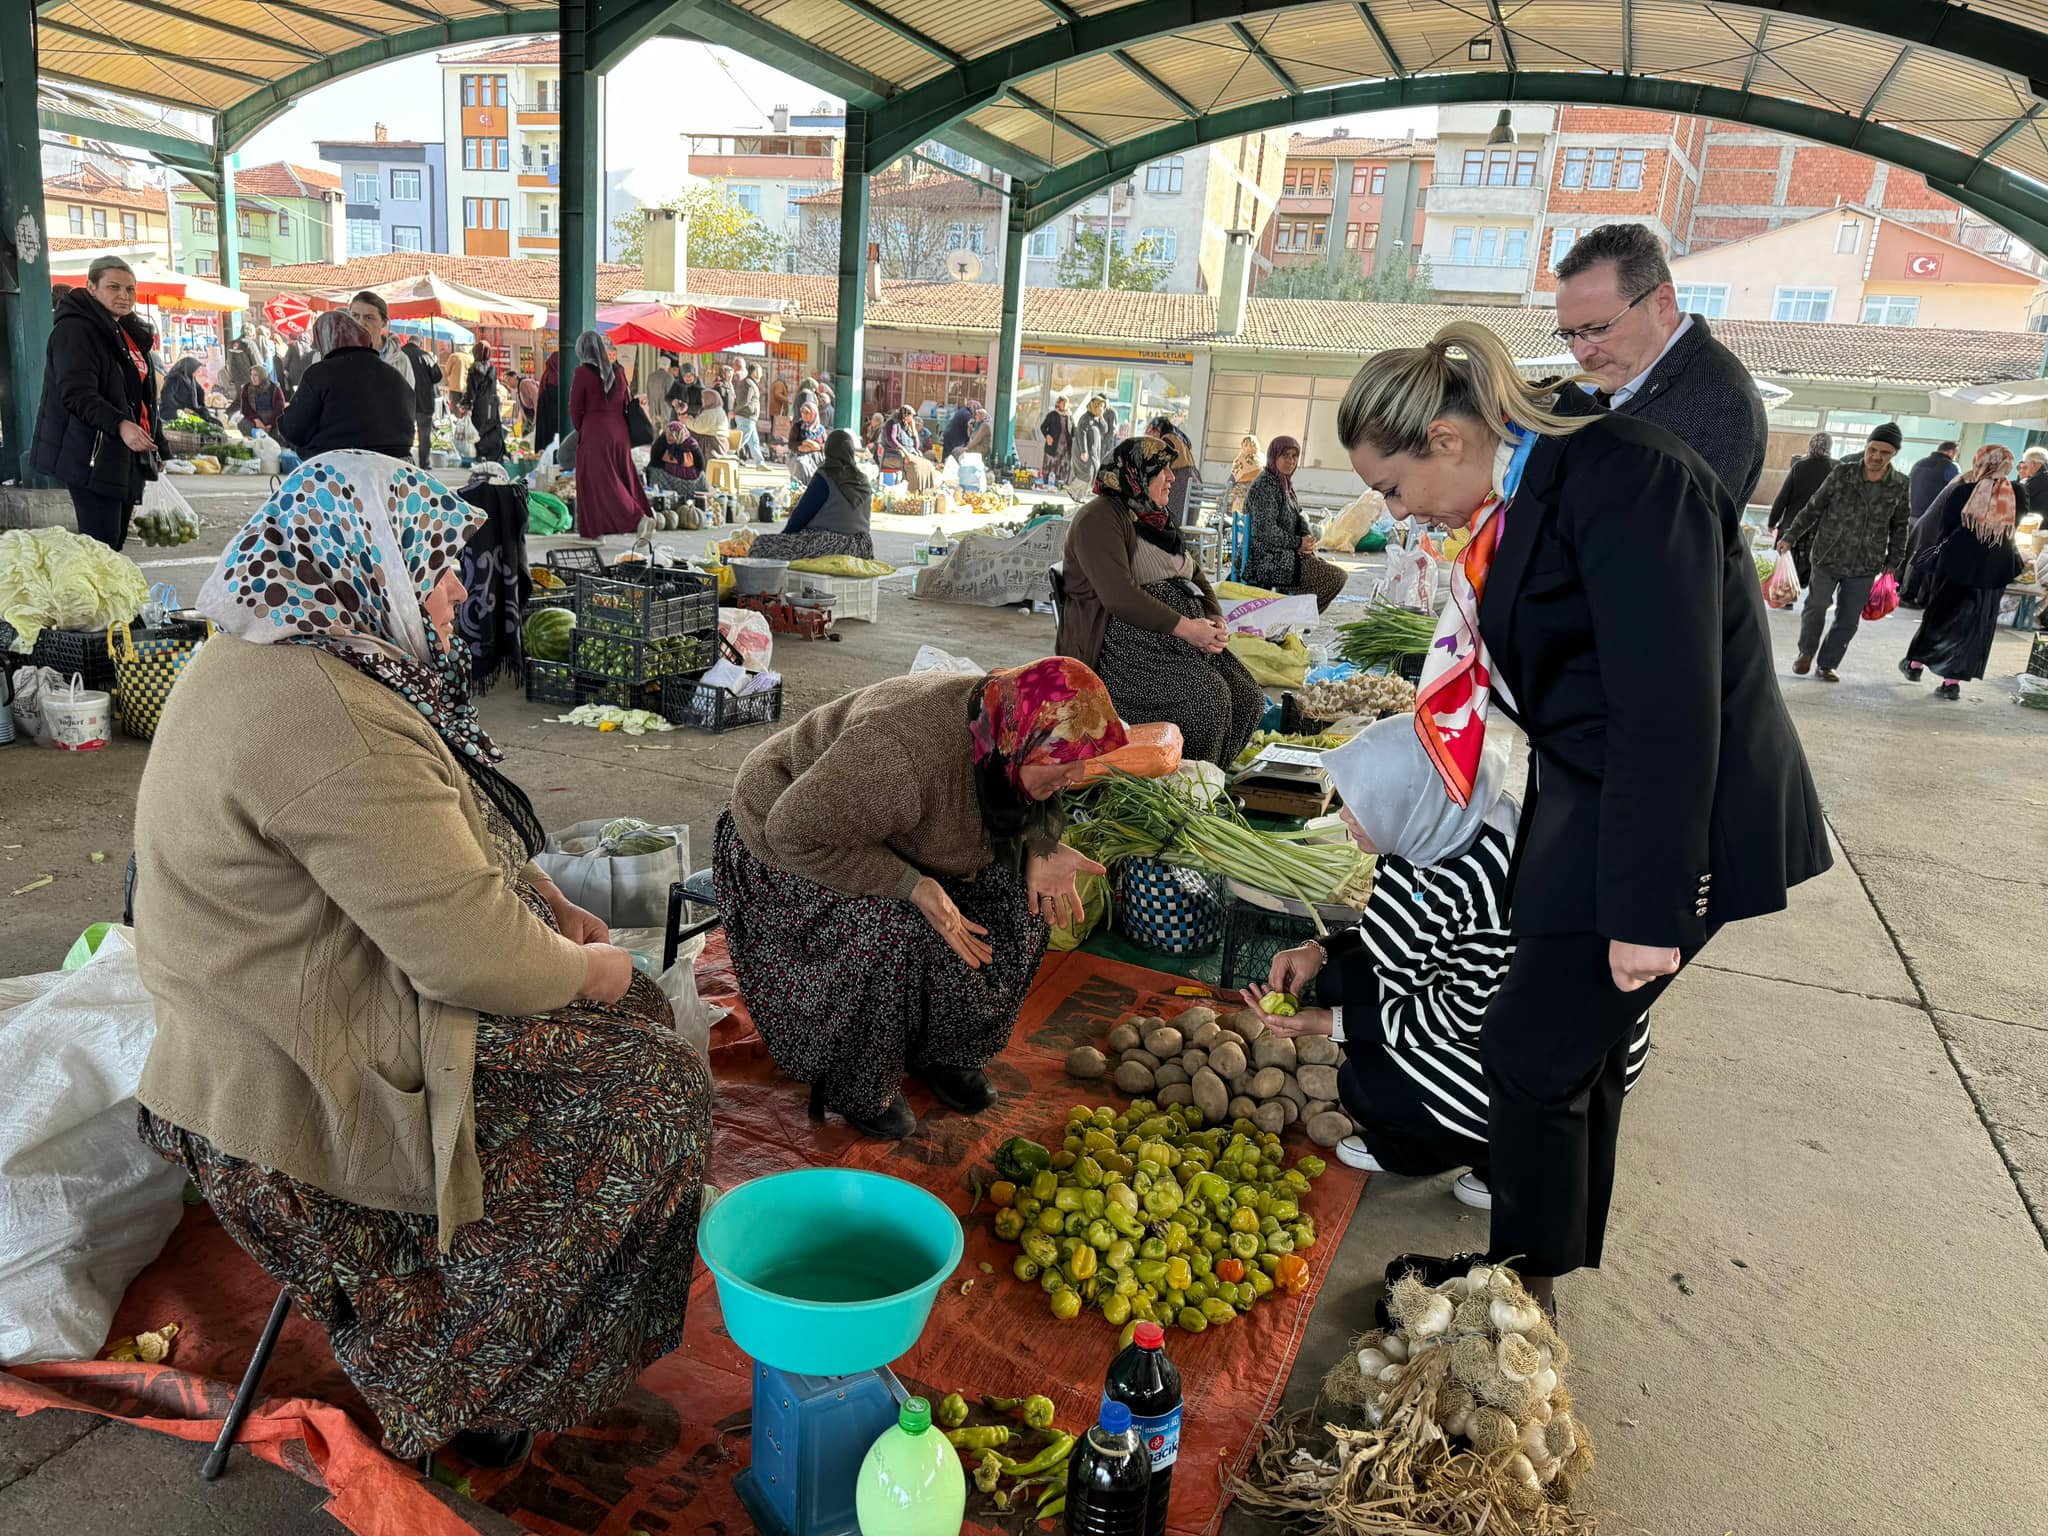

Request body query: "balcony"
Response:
[516, 163, 560, 188]
[515, 100, 560, 127]
[1277, 192, 1334, 215]
[518, 226, 556, 240]
[1426, 260, 1531, 298]
[1424, 182, 1544, 217]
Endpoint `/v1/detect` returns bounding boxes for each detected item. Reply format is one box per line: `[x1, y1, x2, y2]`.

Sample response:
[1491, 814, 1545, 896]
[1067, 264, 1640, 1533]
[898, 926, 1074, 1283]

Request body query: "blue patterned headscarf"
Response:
[198, 450, 498, 763]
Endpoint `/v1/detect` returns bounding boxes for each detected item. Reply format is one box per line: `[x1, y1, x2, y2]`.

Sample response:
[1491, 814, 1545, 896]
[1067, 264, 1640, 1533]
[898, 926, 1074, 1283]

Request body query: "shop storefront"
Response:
[862, 347, 990, 432]
[1011, 344, 1196, 468]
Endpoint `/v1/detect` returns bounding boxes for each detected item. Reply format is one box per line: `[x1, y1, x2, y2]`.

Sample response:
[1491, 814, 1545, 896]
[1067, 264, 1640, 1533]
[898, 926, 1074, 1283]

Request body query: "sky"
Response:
[236, 36, 1438, 197]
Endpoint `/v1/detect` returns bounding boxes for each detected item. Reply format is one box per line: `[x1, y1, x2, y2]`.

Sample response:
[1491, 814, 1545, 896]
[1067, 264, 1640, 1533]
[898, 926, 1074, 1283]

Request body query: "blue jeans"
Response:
[734, 415, 763, 463]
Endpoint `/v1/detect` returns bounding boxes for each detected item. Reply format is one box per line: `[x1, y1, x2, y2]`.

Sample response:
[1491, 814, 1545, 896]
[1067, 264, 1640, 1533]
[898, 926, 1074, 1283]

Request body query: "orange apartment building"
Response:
[439, 37, 562, 259]
[1256, 130, 1432, 284]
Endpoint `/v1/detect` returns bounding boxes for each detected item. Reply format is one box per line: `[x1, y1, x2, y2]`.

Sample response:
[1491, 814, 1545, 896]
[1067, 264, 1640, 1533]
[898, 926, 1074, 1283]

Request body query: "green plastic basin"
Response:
[699, 1168, 963, 1376]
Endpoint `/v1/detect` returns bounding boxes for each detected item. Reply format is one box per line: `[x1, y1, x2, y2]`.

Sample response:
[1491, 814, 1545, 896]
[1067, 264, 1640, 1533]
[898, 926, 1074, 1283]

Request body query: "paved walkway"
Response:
[3, 526, 2043, 1534]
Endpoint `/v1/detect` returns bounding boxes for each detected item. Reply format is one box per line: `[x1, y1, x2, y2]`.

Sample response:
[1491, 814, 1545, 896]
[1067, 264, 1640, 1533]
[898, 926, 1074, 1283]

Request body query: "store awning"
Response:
[310, 272, 546, 331]
[48, 254, 248, 312]
[1930, 377, 2048, 425]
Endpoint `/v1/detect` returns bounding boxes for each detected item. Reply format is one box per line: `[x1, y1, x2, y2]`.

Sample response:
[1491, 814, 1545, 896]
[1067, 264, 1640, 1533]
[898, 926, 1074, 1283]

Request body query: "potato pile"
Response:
[1066, 1005, 1359, 1148]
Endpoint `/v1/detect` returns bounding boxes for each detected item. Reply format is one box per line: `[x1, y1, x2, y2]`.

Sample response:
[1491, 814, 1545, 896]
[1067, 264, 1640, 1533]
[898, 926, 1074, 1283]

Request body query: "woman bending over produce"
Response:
[715, 659, 1126, 1139]
[131, 453, 710, 1470]
[1058, 438, 1264, 768]
[1240, 719, 1649, 1211]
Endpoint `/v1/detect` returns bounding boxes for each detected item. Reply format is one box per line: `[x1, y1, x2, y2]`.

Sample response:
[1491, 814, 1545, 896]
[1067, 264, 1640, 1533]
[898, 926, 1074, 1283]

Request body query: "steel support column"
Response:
[0, 2, 50, 483]
[832, 108, 870, 426]
[991, 201, 1029, 466]
[559, 0, 603, 441]
[216, 146, 241, 336]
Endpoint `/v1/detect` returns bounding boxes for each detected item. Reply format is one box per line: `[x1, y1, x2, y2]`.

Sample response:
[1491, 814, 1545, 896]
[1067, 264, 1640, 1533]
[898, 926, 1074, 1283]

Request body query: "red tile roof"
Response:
[316, 140, 430, 151]
[1287, 133, 1436, 159]
[234, 162, 341, 198]
[44, 167, 171, 213]
[441, 38, 561, 66]
[797, 172, 1000, 211]
[238, 251, 645, 303]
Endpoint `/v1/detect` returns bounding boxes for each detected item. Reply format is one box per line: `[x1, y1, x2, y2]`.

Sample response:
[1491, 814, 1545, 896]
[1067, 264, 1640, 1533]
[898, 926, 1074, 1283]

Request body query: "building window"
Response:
[1477, 227, 1500, 264]
[491, 75, 507, 107]
[534, 81, 551, 111]
[194, 254, 215, 275]
[277, 210, 289, 234]
[1674, 282, 1729, 318]
[1549, 226, 1578, 269]
[92, 208, 106, 237]
[1617, 149, 1645, 189]
[1145, 156, 1184, 194]
[463, 75, 477, 107]
[67, 206, 83, 234]
[1359, 221, 1378, 254]
[1139, 226, 1176, 262]
[1351, 165, 1368, 195]
[121, 212, 137, 239]
[1486, 149, 1517, 187]
[1836, 221, 1862, 254]
[392, 226, 424, 252]
[1515, 150, 1537, 187]
[391, 170, 421, 201]
[731, 184, 761, 215]
[1502, 228, 1528, 266]
[352, 172, 377, 202]
[463, 138, 478, 170]
[1462, 149, 1485, 186]
[194, 206, 215, 233]
[1027, 226, 1057, 257]
[1345, 221, 1361, 249]
[495, 139, 509, 171]
[1373, 165, 1388, 195]
[1561, 148, 1587, 187]
[946, 222, 966, 250]
[238, 212, 251, 237]
[1774, 286, 1834, 322]
[346, 220, 378, 255]
[1862, 294, 1920, 326]
[1451, 225, 1475, 263]
[1282, 167, 1298, 194]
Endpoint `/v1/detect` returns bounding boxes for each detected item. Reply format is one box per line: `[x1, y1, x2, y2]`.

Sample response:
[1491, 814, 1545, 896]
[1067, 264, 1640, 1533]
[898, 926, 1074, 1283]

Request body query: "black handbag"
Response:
[625, 394, 655, 448]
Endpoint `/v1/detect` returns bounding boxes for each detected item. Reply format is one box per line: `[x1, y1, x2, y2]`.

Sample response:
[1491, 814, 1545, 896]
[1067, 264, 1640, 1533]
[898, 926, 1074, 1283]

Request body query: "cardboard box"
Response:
[1232, 744, 1335, 819]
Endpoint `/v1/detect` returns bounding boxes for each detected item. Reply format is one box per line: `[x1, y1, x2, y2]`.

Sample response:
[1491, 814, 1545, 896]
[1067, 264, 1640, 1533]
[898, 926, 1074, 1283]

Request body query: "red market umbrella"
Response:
[602, 303, 772, 353]
[310, 272, 546, 331]
[264, 294, 314, 339]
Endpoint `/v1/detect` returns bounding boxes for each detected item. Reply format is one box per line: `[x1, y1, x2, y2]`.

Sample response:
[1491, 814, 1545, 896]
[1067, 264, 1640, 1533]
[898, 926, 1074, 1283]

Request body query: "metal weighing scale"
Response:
[697, 1168, 965, 1536]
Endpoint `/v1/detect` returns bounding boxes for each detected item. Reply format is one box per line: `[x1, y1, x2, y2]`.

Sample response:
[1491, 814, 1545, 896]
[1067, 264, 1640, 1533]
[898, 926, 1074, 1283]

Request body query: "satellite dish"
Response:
[946, 248, 985, 282]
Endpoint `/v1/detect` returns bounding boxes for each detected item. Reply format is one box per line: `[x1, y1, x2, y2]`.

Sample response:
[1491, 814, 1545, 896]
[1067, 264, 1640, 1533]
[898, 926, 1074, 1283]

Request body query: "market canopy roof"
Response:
[47, 253, 249, 311]
[28, 2, 2048, 248]
[308, 272, 548, 331]
[594, 301, 782, 352]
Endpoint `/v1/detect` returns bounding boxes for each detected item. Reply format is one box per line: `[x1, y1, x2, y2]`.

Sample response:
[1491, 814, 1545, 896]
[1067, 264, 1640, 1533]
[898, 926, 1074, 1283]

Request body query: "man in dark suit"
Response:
[1553, 223, 1768, 507]
[1908, 440, 1960, 521]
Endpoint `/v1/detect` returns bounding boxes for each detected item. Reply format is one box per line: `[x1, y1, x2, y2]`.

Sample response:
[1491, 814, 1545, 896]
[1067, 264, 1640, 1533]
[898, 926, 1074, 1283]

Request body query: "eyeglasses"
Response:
[1553, 289, 1649, 346]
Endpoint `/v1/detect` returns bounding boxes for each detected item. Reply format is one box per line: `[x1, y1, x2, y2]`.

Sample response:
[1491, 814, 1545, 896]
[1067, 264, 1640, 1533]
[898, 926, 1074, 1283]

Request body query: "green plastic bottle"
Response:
[854, 1396, 965, 1536]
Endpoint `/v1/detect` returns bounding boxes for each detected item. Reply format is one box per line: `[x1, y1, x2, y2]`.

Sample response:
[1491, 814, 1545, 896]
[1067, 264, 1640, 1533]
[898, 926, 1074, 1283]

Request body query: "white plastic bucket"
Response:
[44, 673, 112, 752]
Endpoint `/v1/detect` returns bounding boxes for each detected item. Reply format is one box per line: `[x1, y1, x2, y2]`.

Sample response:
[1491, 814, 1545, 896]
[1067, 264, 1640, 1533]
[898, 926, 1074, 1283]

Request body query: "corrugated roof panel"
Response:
[1879, 52, 2032, 158]
[1754, 25, 1898, 116]
[47, 0, 327, 76]
[743, 0, 937, 89]
[868, 0, 1048, 63]
[965, 104, 1094, 171]
[1486, 0, 1623, 74]
[1063, 110, 1183, 147]
[1255, 10, 1401, 88]
[1370, 0, 1490, 75]
[1966, 1, 2048, 34]
[1120, 29, 1264, 116]
[37, 35, 245, 111]
[1024, 53, 1182, 129]
[1989, 121, 2048, 185]
[1627, 1, 1758, 88]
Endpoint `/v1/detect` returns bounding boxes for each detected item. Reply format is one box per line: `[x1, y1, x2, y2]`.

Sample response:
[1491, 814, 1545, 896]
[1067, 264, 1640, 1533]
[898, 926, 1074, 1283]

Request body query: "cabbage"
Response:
[1, 527, 151, 651]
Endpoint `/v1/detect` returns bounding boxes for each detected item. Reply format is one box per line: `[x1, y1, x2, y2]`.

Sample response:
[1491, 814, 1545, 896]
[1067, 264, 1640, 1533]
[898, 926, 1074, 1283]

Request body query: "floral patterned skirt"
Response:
[139, 939, 710, 1458]
[747, 528, 874, 562]
[712, 809, 1045, 1118]
[1096, 577, 1264, 768]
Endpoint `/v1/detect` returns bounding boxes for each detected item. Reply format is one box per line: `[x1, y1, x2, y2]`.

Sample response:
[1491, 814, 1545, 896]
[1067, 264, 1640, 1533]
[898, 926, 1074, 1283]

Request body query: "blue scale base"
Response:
[734, 1361, 905, 1536]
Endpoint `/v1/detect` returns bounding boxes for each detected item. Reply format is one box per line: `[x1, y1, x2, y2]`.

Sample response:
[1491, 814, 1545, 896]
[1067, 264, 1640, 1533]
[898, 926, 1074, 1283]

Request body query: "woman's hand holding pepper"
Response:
[1236, 988, 1334, 1040]
[1025, 844, 1108, 930]
[1268, 941, 1326, 999]
[912, 876, 993, 969]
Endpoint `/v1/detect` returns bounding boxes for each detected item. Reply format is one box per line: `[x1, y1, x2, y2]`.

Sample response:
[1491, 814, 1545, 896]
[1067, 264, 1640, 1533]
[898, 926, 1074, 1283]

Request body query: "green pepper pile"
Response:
[933, 1389, 1075, 1520]
[987, 1103, 1327, 1333]
[570, 631, 707, 682]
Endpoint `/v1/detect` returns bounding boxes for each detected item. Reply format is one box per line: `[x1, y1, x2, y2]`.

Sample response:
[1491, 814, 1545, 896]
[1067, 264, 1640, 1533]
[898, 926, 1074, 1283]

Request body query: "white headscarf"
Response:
[1321, 715, 1517, 866]
[575, 327, 613, 390]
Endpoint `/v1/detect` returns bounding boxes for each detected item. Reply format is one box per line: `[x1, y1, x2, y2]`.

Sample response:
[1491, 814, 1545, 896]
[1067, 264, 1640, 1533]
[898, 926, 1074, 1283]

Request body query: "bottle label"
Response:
[1130, 1406, 1181, 1471]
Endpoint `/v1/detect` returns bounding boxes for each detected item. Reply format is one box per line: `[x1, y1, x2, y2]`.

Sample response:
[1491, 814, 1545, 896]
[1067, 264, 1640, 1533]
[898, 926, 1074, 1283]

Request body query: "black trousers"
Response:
[69, 486, 134, 552]
[416, 412, 434, 469]
[1481, 929, 1710, 1277]
[1321, 952, 1485, 1178]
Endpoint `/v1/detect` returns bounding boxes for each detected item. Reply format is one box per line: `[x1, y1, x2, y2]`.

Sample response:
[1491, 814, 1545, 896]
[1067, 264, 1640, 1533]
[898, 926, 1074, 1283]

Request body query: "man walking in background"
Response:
[1553, 222, 1768, 509]
[399, 330, 441, 467]
[1910, 439, 1960, 522]
[732, 361, 764, 463]
[1779, 423, 1910, 682]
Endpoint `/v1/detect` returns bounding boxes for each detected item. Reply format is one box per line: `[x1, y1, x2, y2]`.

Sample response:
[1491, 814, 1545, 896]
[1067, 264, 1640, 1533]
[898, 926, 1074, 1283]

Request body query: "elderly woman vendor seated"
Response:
[715, 659, 1126, 1139]
[131, 451, 711, 1470]
[1238, 720, 1647, 1211]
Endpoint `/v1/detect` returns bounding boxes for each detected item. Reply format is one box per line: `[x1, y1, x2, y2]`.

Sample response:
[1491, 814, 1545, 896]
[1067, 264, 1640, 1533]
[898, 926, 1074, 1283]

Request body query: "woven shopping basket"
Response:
[1113, 855, 1226, 956]
[106, 619, 211, 740]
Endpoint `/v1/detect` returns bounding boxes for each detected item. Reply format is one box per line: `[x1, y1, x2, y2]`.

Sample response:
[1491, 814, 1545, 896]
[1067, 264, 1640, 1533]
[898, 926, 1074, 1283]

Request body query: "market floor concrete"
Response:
[4, 504, 2045, 1535]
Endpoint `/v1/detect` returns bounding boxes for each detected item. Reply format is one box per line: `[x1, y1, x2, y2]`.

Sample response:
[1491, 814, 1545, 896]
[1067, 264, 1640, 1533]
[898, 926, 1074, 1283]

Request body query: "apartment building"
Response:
[685, 105, 844, 241]
[1023, 133, 1289, 294]
[1419, 105, 1557, 304]
[171, 162, 341, 273]
[1257, 130, 1432, 282]
[439, 37, 561, 259]
[43, 165, 174, 262]
[317, 125, 449, 257]
[1531, 108, 1703, 299]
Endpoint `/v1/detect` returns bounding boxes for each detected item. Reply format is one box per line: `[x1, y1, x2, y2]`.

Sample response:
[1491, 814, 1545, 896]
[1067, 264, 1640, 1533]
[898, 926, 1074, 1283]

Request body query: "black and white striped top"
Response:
[1326, 822, 1651, 1145]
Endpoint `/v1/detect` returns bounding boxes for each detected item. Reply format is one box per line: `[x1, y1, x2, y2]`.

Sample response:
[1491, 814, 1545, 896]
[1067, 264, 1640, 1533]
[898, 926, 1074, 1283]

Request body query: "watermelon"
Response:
[523, 606, 576, 662]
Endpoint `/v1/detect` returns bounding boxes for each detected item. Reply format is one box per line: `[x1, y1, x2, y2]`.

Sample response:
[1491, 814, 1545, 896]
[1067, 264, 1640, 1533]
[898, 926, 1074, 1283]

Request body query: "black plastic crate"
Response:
[546, 545, 606, 574]
[2029, 632, 2048, 679]
[575, 568, 718, 638]
[0, 621, 119, 693]
[1217, 900, 1328, 1000]
[570, 627, 714, 684]
[572, 676, 666, 711]
[659, 670, 784, 732]
[525, 659, 576, 706]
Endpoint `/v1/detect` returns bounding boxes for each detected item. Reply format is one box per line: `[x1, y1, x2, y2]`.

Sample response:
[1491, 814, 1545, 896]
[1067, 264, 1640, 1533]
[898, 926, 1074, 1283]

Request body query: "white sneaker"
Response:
[1335, 1136, 1384, 1172]
[1452, 1171, 1492, 1210]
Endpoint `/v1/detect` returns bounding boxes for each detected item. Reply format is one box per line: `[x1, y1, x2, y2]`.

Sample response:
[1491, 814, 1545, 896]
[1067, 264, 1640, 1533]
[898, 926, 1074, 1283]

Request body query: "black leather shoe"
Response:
[916, 1062, 998, 1114]
[844, 1093, 918, 1140]
[448, 1429, 536, 1469]
[1383, 1251, 1487, 1291]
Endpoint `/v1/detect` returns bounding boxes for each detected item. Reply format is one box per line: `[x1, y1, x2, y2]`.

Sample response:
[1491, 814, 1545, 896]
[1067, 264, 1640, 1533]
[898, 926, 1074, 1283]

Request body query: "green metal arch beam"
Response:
[866, 0, 2048, 166]
[37, 107, 216, 174]
[1012, 69, 2048, 257]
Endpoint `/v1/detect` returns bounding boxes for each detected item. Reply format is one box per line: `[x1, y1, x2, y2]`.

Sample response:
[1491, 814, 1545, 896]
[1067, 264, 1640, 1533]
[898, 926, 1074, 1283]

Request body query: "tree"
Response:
[790, 206, 987, 282]
[1257, 259, 1440, 304]
[1056, 229, 1165, 292]
[1360, 260, 1438, 305]
[610, 178, 785, 273]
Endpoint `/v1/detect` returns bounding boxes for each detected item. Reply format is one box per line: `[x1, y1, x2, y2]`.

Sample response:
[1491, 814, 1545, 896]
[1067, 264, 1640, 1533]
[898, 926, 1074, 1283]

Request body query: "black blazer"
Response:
[1607, 315, 1768, 508]
[30, 286, 163, 500]
[276, 346, 418, 460]
[1478, 414, 1831, 952]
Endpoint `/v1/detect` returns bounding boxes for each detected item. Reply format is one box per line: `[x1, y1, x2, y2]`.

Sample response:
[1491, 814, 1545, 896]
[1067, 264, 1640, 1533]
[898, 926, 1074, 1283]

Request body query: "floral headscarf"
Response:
[198, 452, 498, 768]
[968, 658, 1128, 792]
[1805, 431, 1832, 459]
[1959, 443, 2017, 546]
[1093, 436, 1180, 537]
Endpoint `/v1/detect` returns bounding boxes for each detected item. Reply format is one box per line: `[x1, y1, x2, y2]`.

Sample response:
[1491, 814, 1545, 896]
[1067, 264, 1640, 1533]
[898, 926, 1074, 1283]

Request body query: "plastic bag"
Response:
[10, 664, 63, 746]
[0, 929, 186, 1365]
[1077, 722, 1184, 783]
[910, 644, 984, 676]
[1226, 630, 1311, 687]
[787, 556, 896, 578]
[717, 607, 774, 671]
[1048, 868, 1109, 953]
[608, 925, 725, 1067]
[1318, 488, 1385, 553]
[1862, 571, 1900, 621]
[526, 489, 573, 536]
[533, 819, 691, 929]
[1377, 540, 1436, 611]
[1764, 551, 1801, 609]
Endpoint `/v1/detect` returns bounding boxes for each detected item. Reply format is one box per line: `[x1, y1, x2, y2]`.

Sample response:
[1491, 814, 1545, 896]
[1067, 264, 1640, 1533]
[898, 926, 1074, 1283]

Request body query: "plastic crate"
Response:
[2029, 632, 2048, 679]
[573, 676, 666, 711]
[575, 568, 718, 638]
[0, 622, 119, 693]
[793, 572, 881, 623]
[546, 545, 607, 575]
[525, 659, 576, 706]
[571, 627, 715, 684]
[658, 671, 785, 732]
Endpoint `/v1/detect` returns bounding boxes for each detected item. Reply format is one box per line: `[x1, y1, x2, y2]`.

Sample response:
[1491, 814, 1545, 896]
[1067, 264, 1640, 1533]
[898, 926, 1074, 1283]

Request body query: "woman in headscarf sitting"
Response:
[235, 363, 290, 435]
[715, 659, 1123, 1139]
[883, 405, 934, 492]
[750, 428, 873, 561]
[788, 400, 829, 487]
[1898, 443, 2027, 700]
[277, 312, 416, 461]
[1238, 720, 1650, 1213]
[1226, 433, 1262, 515]
[1058, 437, 1264, 768]
[568, 328, 652, 537]
[1146, 417, 1203, 527]
[132, 452, 709, 1471]
[647, 416, 709, 501]
[1239, 436, 1347, 610]
[157, 355, 219, 428]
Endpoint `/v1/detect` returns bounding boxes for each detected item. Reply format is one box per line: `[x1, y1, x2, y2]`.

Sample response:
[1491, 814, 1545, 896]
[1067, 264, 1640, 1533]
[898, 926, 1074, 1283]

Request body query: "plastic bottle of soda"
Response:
[1064, 1397, 1150, 1536]
[1104, 1320, 1183, 1536]
[852, 1395, 965, 1536]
